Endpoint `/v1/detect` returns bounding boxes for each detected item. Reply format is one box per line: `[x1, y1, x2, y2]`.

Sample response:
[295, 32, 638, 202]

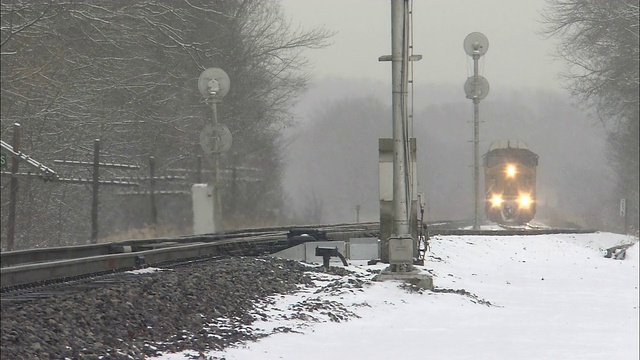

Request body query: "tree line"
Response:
[541, 0, 639, 233]
[0, 0, 332, 249]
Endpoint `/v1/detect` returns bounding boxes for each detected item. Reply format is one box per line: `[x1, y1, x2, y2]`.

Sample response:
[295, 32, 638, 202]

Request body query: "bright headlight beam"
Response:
[518, 194, 532, 208]
[506, 164, 516, 177]
[491, 194, 503, 207]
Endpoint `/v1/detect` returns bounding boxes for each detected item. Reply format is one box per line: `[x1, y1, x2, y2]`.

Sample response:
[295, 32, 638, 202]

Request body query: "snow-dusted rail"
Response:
[1, 220, 594, 289]
[429, 228, 597, 236]
[0, 222, 379, 289]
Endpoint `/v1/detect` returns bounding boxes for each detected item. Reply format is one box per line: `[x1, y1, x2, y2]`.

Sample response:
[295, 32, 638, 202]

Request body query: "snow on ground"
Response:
[154, 232, 639, 360]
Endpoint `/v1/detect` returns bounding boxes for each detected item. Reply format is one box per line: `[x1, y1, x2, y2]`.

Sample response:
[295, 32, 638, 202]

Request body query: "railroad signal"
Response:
[197, 67, 232, 233]
[464, 32, 490, 231]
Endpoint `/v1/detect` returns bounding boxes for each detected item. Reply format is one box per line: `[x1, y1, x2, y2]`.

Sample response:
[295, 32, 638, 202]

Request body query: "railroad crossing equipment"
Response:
[197, 67, 232, 233]
[464, 32, 490, 231]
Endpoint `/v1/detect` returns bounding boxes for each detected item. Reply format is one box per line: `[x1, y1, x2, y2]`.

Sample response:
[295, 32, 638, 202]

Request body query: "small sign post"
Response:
[620, 199, 627, 234]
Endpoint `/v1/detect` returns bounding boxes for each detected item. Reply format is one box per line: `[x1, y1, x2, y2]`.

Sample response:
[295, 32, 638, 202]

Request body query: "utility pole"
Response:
[380, 0, 421, 271]
[390, 0, 410, 240]
[375, 0, 433, 289]
[464, 32, 489, 230]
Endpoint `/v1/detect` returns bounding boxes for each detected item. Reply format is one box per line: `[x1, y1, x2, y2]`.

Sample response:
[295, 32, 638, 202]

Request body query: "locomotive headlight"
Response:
[518, 194, 532, 208]
[506, 164, 517, 178]
[491, 194, 503, 208]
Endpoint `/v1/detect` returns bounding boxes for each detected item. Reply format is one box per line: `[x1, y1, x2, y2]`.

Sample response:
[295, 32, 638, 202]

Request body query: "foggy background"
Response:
[1, 0, 634, 249]
[283, 79, 615, 229]
[280, 0, 619, 229]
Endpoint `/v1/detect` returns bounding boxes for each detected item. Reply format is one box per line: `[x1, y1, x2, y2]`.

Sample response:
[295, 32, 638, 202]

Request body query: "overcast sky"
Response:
[281, 0, 565, 93]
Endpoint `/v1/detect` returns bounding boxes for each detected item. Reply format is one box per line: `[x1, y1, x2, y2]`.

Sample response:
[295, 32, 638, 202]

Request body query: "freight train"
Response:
[483, 140, 538, 225]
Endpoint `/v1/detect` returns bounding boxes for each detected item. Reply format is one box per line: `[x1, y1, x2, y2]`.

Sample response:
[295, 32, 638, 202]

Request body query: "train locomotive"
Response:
[483, 140, 538, 225]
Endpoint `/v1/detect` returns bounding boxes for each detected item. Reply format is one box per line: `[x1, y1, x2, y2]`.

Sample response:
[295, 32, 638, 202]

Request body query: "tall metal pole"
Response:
[391, 0, 410, 237]
[464, 32, 489, 230]
[7, 123, 21, 251]
[472, 54, 481, 230]
[198, 68, 230, 234]
[210, 100, 222, 232]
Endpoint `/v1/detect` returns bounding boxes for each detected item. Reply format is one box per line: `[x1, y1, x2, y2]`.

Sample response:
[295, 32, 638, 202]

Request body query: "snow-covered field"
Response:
[155, 232, 639, 360]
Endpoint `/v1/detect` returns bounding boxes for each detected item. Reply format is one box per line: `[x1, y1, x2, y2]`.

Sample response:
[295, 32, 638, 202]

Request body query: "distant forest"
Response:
[0, 0, 332, 249]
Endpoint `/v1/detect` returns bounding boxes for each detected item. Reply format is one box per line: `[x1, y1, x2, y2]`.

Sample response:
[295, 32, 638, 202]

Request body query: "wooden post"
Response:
[149, 156, 157, 225]
[7, 123, 21, 251]
[91, 139, 100, 244]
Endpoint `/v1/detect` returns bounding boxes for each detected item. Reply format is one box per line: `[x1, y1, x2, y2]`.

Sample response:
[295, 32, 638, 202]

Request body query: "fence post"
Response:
[91, 139, 100, 244]
[149, 156, 157, 225]
[7, 123, 21, 251]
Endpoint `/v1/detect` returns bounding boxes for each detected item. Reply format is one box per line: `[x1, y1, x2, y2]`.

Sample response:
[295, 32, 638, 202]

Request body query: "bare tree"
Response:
[0, 0, 334, 248]
[540, 0, 639, 233]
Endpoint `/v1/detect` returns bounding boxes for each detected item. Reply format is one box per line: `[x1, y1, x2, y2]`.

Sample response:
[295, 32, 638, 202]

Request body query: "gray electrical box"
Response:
[388, 234, 413, 264]
[349, 238, 379, 260]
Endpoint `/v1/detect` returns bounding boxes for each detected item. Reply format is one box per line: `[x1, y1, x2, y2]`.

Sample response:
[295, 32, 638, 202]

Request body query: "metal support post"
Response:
[464, 32, 489, 230]
[210, 100, 223, 232]
[391, 0, 410, 239]
[197, 67, 231, 234]
[389, 0, 414, 271]
[473, 54, 481, 230]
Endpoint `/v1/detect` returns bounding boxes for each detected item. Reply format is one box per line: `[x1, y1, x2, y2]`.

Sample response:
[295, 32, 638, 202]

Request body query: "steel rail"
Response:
[0, 223, 381, 289]
[428, 228, 597, 236]
[1, 223, 379, 268]
[1, 234, 288, 289]
[0, 221, 596, 289]
[0, 231, 288, 268]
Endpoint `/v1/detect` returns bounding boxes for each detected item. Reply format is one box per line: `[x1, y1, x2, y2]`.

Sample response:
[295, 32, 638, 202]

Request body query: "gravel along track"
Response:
[1, 256, 362, 359]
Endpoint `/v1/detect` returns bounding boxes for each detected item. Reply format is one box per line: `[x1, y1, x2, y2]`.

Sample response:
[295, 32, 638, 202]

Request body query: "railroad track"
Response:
[1, 220, 595, 291]
[431, 227, 596, 236]
[1, 222, 379, 290]
[426, 220, 596, 236]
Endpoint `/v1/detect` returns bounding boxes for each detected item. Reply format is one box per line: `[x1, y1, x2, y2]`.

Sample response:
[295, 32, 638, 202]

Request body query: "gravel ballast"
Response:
[1, 256, 352, 359]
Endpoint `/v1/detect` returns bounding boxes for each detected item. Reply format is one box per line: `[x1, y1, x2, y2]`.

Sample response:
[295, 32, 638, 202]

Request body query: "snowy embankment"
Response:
[159, 232, 638, 360]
